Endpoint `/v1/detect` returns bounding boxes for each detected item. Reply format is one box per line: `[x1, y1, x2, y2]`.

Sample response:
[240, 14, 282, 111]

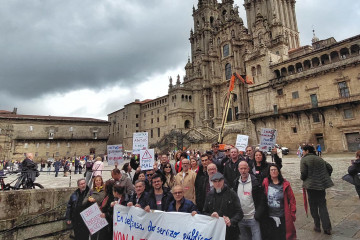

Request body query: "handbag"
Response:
[342, 174, 354, 185]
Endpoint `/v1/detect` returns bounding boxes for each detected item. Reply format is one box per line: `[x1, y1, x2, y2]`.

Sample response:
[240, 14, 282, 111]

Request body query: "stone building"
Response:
[0, 109, 109, 162]
[108, 0, 360, 153]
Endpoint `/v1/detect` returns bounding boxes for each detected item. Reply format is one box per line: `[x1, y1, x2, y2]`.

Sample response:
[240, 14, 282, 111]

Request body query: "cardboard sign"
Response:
[133, 132, 149, 154]
[259, 128, 277, 152]
[80, 203, 108, 235]
[113, 205, 226, 240]
[107, 145, 123, 166]
[235, 134, 249, 152]
[140, 149, 154, 171]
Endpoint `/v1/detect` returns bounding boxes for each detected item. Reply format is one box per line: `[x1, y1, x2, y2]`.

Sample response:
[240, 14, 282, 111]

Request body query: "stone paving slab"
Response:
[3, 153, 360, 239]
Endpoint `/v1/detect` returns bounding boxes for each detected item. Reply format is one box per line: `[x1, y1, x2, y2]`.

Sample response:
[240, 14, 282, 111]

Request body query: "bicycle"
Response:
[0, 170, 44, 190]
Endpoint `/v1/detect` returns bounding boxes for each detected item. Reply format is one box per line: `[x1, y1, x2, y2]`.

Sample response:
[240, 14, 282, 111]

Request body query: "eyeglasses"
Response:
[173, 191, 183, 195]
[147, 174, 153, 176]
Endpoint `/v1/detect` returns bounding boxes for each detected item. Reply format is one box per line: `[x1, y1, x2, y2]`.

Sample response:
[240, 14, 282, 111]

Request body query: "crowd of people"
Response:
[65, 143, 354, 240]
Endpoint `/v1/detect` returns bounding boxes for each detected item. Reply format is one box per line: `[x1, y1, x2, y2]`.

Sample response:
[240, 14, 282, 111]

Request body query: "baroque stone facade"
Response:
[108, 0, 360, 153]
[0, 110, 109, 162]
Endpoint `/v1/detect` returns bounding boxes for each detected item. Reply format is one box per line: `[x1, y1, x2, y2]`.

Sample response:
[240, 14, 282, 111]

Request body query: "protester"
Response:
[175, 158, 196, 203]
[233, 161, 266, 240]
[137, 171, 151, 191]
[168, 185, 198, 215]
[145, 173, 173, 211]
[348, 150, 360, 198]
[203, 172, 243, 240]
[158, 153, 176, 174]
[111, 168, 135, 199]
[223, 148, 242, 188]
[121, 162, 133, 181]
[262, 163, 296, 240]
[190, 155, 199, 173]
[212, 143, 225, 171]
[82, 176, 105, 207]
[163, 163, 176, 189]
[127, 180, 149, 209]
[195, 154, 211, 212]
[245, 146, 254, 163]
[174, 151, 183, 173]
[300, 145, 333, 235]
[207, 163, 218, 191]
[65, 178, 90, 240]
[251, 150, 270, 183]
[99, 180, 116, 239]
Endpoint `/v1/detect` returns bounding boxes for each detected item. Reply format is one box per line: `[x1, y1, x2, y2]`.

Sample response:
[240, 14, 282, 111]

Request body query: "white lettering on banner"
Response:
[113, 205, 226, 240]
[259, 128, 277, 152]
[235, 134, 249, 152]
[80, 203, 108, 235]
[140, 149, 154, 171]
[133, 132, 149, 154]
[107, 145, 123, 166]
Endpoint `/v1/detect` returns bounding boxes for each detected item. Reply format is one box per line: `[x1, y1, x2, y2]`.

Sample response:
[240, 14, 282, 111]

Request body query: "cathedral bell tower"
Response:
[244, 0, 299, 52]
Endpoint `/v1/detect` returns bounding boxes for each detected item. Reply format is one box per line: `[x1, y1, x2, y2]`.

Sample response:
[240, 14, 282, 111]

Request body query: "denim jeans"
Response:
[238, 218, 262, 240]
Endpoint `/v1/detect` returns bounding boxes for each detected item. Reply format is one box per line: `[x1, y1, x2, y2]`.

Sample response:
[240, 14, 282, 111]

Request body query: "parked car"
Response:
[265, 144, 289, 155]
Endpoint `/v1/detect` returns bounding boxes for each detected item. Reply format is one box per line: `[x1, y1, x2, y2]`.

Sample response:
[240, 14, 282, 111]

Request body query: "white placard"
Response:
[80, 203, 108, 235]
[140, 149, 154, 171]
[107, 145, 123, 166]
[235, 134, 249, 152]
[133, 132, 149, 154]
[113, 205, 226, 240]
[259, 128, 277, 152]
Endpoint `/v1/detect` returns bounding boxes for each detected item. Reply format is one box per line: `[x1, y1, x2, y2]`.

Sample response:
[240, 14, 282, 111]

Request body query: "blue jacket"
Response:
[167, 197, 198, 213]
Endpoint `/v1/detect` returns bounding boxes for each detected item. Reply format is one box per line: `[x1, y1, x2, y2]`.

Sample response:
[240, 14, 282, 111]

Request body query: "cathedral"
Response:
[108, 0, 360, 153]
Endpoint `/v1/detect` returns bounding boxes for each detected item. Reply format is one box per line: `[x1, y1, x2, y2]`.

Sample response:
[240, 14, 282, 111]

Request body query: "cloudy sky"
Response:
[0, 0, 358, 120]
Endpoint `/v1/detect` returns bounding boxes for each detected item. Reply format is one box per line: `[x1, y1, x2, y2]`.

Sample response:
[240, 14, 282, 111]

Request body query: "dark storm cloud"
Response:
[0, 0, 195, 99]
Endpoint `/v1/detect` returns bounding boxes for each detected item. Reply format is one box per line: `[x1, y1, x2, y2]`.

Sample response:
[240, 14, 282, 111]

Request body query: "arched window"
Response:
[257, 65, 262, 75]
[225, 63, 232, 80]
[251, 66, 256, 76]
[184, 120, 191, 129]
[181, 95, 185, 101]
[223, 44, 229, 57]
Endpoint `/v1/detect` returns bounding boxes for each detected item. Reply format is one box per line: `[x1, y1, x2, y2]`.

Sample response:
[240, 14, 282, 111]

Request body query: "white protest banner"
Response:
[80, 203, 108, 235]
[259, 128, 277, 152]
[113, 205, 226, 240]
[107, 144, 123, 166]
[133, 132, 149, 154]
[235, 134, 249, 152]
[140, 149, 154, 171]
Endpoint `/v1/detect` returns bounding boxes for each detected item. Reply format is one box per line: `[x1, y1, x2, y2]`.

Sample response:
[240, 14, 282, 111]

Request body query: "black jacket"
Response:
[203, 185, 243, 240]
[348, 159, 360, 186]
[147, 187, 174, 211]
[128, 191, 150, 209]
[167, 197, 198, 213]
[65, 186, 90, 221]
[21, 158, 39, 182]
[194, 165, 209, 212]
[223, 158, 243, 188]
[232, 174, 267, 220]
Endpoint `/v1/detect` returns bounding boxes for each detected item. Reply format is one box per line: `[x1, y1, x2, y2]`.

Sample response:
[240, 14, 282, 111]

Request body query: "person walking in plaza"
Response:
[316, 144, 322, 156]
[233, 161, 266, 240]
[85, 155, 94, 187]
[175, 158, 197, 203]
[263, 163, 297, 240]
[47, 160, 52, 175]
[92, 156, 104, 177]
[65, 178, 90, 240]
[53, 159, 61, 177]
[348, 150, 360, 198]
[63, 158, 70, 177]
[203, 172, 243, 240]
[300, 145, 333, 235]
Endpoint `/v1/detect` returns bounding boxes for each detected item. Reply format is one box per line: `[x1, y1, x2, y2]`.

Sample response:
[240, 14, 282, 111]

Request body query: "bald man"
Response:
[20, 153, 39, 185]
[232, 161, 266, 240]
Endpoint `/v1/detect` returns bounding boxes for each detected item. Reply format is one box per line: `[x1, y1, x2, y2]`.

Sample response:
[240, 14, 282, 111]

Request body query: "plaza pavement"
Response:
[4, 153, 360, 239]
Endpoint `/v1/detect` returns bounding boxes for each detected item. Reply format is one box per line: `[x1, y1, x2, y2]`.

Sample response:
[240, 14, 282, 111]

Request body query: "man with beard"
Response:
[203, 172, 243, 240]
[66, 178, 90, 240]
[145, 173, 173, 211]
